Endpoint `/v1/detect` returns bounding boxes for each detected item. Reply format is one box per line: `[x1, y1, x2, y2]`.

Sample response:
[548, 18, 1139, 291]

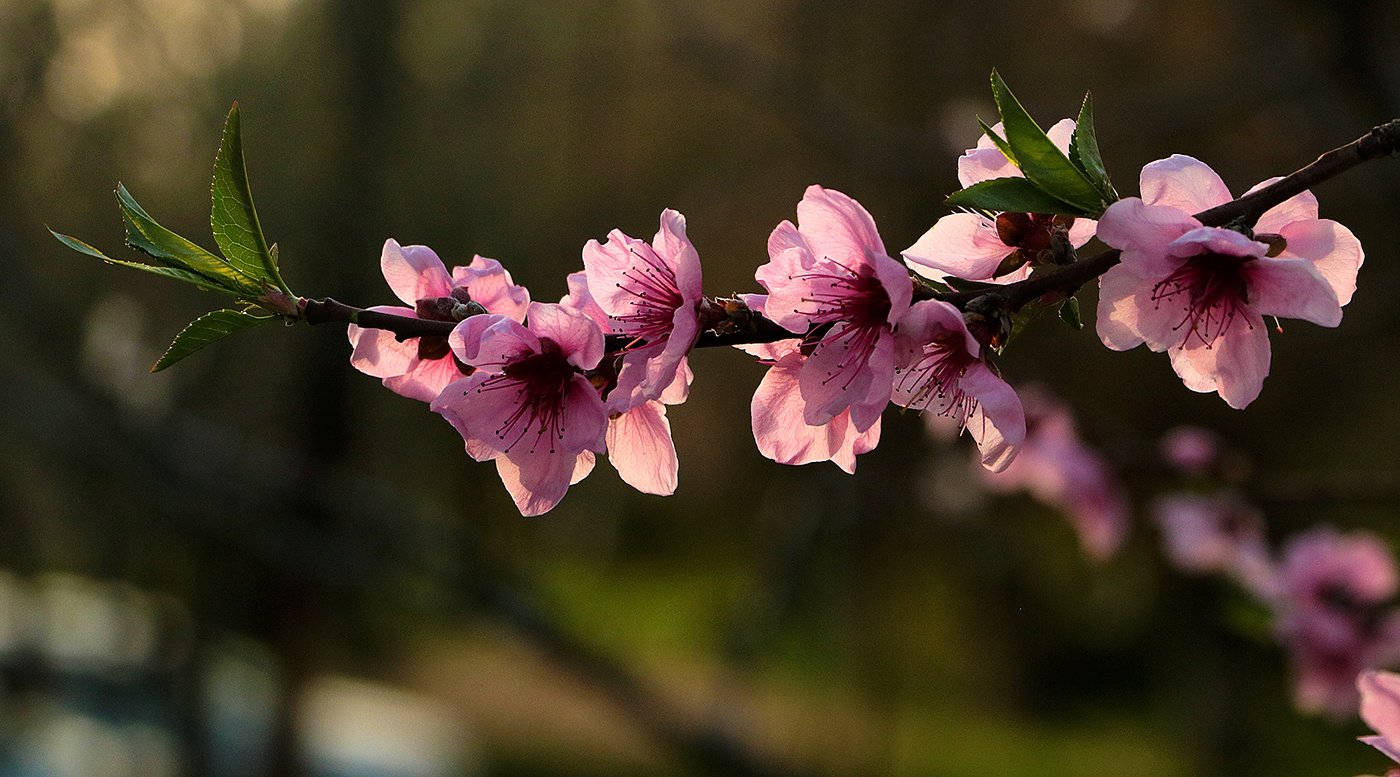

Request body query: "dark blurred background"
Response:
[3, 0, 1400, 775]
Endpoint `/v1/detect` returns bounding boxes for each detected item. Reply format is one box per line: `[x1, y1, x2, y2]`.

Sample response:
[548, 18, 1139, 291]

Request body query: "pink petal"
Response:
[756, 226, 816, 334]
[581, 230, 645, 317]
[1167, 227, 1268, 260]
[872, 249, 913, 323]
[348, 305, 420, 378]
[560, 271, 611, 328]
[1094, 265, 1151, 351]
[1095, 198, 1199, 279]
[751, 349, 867, 472]
[1248, 179, 1320, 233]
[1139, 155, 1233, 214]
[1044, 118, 1077, 152]
[1362, 670, 1400, 758]
[656, 209, 704, 302]
[453, 256, 530, 322]
[958, 122, 1021, 188]
[1067, 216, 1098, 249]
[898, 299, 980, 358]
[658, 356, 693, 405]
[527, 302, 605, 371]
[450, 315, 536, 370]
[798, 323, 893, 431]
[794, 185, 888, 271]
[606, 400, 678, 495]
[1246, 257, 1342, 328]
[901, 212, 1011, 283]
[495, 449, 585, 516]
[1277, 219, 1363, 306]
[1168, 307, 1270, 409]
[960, 363, 1025, 472]
[382, 353, 468, 403]
[571, 451, 596, 484]
[381, 239, 453, 305]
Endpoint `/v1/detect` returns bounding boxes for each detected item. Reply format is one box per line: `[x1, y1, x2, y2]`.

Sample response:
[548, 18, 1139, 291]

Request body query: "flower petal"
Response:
[1168, 306, 1270, 409]
[1248, 178, 1320, 233]
[382, 352, 467, 403]
[381, 239, 453, 305]
[1360, 670, 1400, 758]
[348, 305, 420, 378]
[901, 212, 1011, 282]
[1246, 257, 1342, 328]
[453, 256, 530, 322]
[495, 449, 583, 516]
[1095, 198, 1198, 279]
[527, 302, 605, 371]
[794, 185, 888, 270]
[1139, 155, 1233, 214]
[606, 400, 678, 495]
[1277, 219, 1363, 307]
[959, 363, 1025, 472]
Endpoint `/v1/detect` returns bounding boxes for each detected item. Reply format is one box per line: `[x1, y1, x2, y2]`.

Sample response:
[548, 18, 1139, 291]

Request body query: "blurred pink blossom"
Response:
[349, 239, 530, 402]
[980, 386, 1127, 557]
[1159, 425, 1223, 476]
[1150, 492, 1275, 596]
[755, 185, 911, 434]
[902, 120, 1097, 284]
[1274, 527, 1400, 718]
[1095, 155, 1362, 409]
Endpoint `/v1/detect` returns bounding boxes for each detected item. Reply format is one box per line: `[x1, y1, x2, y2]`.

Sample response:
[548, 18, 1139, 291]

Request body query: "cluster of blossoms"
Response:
[346, 117, 1364, 518]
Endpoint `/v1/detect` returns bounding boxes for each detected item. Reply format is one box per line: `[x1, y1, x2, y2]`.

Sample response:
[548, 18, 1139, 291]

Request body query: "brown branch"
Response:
[305, 119, 1400, 348]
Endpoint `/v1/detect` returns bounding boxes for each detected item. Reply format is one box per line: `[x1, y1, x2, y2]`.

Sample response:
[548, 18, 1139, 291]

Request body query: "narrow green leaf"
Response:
[1002, 296, 1050, 350]
[152, 309, 273, 372]
[211, 104, 286, 293]
[117, 184, 261, 295]
[51, 228, 232, 292]
[989, 70, 1108, 216]
[977, 118, 1017, 166]
[1068, 92, 1116, 201]
[1057, 296, 1083, 329]
[946, 177, 1089, 217]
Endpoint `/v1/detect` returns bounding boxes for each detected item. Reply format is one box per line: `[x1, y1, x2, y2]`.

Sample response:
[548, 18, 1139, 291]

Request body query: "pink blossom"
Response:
[1274, 527, 1400, 718]
[430, 302, 608, 516]
[747, 338, 881, 473]
[1359, 670, 1400, 766]
[1095, 155, 1363, 409]
[560, 271, 685, 496]
[582, 209, 703, 408]
[1159, 425, 1223, 476]
[1151, 491, 1275, 595]
[755, 185, 911, 433]
[891, 299, 1024, 471]
[902, 120, 1098, 284]
[349, 239, 530, 402]
[981, 386, 1127, 558]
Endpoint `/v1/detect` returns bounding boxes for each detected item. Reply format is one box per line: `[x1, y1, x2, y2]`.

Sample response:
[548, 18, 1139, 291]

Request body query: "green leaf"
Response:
[989, 70, 1108, 217]
[50, 228, 234, 292]
[977, 118, 1017, 166]
[1068, 92, 1116, 201]
[946, 177, 1088, 217]
[211, 103, 286, 293]
[117, 184, 262, 295]
[152, 309, 274, 372]
[1001, 296, 1050, 351]
[1057, 295, 1083, 329]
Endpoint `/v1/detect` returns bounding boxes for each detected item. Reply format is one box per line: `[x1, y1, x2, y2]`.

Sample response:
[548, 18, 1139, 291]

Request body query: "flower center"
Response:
[477, 337, 580, 454]
[896, 333, 978, 419]
[1151, 251, 1252, 348]
[611, 246, 684, 346]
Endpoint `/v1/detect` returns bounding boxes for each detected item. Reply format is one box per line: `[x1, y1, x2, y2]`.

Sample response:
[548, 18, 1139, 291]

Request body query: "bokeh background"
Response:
[3, 0, 1400, 774]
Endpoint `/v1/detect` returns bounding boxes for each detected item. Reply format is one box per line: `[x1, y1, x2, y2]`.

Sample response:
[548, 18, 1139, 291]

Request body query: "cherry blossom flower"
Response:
[1359, 670, 1400, 770]
[747, 339, 881, 473]
[582, 208, 703, 408]
[980, 386, 1126, 558]
[430, 302, 608, 516]
[891, 299, 1024, 471]
[1273, 527, 1400, 718]
[902, 120, 1097, 284]
[560, 272, 685, 496]
[1151, 491, 1276, 596]
[755, 185, 911, 433]
[1096, 155, 1363, 409]
[349, 239, 530, 402]
[1159, 425, 1223, 477]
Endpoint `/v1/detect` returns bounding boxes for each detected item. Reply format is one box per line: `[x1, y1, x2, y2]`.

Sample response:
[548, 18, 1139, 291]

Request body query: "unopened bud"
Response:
[416, 297, 459, 321]
[449, 286, 473, 304]
[995, 212, 1032, 247]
